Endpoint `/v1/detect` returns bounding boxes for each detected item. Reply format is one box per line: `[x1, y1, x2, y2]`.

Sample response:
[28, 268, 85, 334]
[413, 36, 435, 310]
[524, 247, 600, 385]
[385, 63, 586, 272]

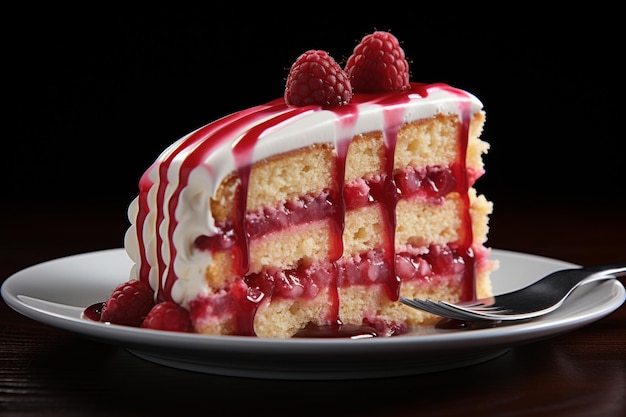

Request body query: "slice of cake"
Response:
[99, 31, 497, 338]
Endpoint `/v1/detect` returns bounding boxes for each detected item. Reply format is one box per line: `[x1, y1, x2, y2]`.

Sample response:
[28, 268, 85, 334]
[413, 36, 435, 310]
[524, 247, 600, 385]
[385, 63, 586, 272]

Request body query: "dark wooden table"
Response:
[2, 200, 625, 417]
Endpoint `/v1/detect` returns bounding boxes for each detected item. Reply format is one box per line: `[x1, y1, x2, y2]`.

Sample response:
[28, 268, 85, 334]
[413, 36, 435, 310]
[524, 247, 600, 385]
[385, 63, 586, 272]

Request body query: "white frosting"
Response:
[124, 84, 483, 308]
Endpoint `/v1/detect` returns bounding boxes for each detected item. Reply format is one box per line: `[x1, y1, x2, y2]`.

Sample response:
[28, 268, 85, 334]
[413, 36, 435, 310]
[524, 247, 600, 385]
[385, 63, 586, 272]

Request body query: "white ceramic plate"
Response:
[2, 249, 624, 380]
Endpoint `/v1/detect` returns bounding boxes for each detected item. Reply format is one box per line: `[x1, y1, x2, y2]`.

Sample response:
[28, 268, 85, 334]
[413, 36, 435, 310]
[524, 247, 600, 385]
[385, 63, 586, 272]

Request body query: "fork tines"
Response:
[400, 298, 479, 321]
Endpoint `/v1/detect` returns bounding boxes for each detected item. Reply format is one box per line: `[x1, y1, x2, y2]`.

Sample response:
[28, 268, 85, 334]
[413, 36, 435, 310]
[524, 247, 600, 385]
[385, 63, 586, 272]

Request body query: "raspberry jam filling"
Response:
[250, 244, 465, 297]
[187, 244, 469, 336]
[195, 165, 457, 250]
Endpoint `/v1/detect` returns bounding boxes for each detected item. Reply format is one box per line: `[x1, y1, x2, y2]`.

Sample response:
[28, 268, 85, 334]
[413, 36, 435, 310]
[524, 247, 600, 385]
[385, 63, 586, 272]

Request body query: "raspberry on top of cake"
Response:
[93, 30, 498, 338]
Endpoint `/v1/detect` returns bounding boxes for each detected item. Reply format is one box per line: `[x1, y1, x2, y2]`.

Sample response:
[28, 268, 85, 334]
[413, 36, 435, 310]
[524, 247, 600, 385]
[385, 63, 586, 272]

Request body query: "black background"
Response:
[5, 8, 624, 222]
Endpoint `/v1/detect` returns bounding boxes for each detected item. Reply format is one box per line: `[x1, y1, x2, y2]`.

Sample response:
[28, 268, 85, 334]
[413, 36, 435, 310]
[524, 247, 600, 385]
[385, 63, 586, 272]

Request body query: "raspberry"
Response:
[100, 280, 155, 327]
[345, 31, 410, 93]
[284, 50, 353, 107]
[141, 301, 192, 332]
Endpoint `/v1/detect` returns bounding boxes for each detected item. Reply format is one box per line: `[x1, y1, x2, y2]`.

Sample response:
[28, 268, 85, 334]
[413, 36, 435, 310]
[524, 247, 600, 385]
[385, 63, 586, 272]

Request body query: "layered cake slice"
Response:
[95, 31, 498, 337]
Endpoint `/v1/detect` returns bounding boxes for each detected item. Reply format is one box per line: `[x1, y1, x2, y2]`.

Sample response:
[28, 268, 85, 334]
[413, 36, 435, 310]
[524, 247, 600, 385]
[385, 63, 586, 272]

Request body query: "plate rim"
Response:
[2, 248, 624, 379]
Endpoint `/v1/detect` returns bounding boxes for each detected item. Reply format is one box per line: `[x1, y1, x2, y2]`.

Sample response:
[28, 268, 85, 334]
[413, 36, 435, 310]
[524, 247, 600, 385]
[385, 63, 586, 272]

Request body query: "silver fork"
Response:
[400, 263, 626, 322]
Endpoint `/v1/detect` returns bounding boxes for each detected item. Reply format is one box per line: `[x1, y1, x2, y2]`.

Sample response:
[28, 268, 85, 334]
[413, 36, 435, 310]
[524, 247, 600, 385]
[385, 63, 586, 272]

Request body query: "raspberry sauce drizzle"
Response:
[136, 103, 282, 298]
[448, 88, 476, 301]
[231, 107, 312, 276]
[133, 82, 479, 336]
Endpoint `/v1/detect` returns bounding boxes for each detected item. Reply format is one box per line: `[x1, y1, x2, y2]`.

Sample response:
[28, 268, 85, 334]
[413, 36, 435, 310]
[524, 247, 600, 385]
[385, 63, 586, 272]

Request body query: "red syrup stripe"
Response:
[233, 104, 360, 325]
[135, 104, 276, 291]
[379, 95, 410, 301]
[136, 102, 304, 300]
[411, 82, 478, 301]
[448, 93, 475, 301]
[161, 105, 319, 301]
[227, 106, 322, 278]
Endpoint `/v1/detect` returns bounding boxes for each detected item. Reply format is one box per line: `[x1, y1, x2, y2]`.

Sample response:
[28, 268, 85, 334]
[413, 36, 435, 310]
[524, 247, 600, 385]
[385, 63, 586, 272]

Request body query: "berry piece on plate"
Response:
[100, 280, 154, 327]
[142, 301, 192, 332]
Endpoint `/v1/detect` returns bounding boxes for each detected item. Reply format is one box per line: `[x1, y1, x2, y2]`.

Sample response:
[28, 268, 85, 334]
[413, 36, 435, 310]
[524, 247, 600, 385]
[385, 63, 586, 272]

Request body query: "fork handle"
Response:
[581, 263, 626, 278]
[504, 264, 626, 308]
